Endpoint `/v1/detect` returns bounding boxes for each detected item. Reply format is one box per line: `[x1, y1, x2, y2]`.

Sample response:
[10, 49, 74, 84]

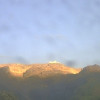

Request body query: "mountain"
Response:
[0, 63, 100, 100]
[81, 64, 100, 73]
[0, 63, 81, 77]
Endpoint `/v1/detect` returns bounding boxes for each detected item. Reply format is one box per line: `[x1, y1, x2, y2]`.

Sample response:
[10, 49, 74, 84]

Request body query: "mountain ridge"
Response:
[0, 64, 100, 100]
[0, 63, 100, 78]
[0, 63, 81, 77]
[80, 64, 100, 74]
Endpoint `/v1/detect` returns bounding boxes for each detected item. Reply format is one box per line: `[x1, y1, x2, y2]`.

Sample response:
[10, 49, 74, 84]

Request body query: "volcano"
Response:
[0, 62, 81, 77]
[0, 63, 100, 100]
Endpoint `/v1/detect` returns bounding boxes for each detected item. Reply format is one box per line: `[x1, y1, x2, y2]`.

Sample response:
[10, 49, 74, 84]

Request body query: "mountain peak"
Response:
[0, 63, 81, 78]
[49, 61, 60, 64]
[81, 64, 100, 73]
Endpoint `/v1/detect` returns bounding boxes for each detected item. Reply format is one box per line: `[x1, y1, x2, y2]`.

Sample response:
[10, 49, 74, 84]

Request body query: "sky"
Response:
[0, 0, 100, 67]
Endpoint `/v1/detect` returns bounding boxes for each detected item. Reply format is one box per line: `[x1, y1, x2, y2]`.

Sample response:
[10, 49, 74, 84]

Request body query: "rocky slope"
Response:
[80, 64, 100, 74]
[0, 63, 81, 77]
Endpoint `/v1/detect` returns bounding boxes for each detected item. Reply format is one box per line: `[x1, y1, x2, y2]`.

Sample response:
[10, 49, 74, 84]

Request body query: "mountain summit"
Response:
[0, 63, 81, 77]
[80, 64, 100, 73]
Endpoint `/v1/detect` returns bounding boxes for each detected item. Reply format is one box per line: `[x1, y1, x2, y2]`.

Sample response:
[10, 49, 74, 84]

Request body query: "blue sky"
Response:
[0, 0, 100, 67]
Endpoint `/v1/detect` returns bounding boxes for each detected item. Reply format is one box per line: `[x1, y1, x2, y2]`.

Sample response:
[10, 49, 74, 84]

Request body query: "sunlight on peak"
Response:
[49, 61, 60, 64]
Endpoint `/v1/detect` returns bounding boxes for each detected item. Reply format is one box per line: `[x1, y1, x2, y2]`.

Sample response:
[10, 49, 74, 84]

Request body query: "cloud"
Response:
[64, 60, 77, 67]
[15, 56, 29, 64]
[0, 56, 29, 64]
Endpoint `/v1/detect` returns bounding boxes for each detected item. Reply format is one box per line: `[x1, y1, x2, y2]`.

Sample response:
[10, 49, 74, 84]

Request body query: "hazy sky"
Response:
[0, 0, 100, 67]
